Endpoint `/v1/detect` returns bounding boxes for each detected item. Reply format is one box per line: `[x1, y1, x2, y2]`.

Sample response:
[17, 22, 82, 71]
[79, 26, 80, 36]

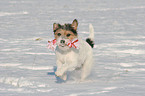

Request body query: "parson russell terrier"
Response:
[48, 19, 94, 81]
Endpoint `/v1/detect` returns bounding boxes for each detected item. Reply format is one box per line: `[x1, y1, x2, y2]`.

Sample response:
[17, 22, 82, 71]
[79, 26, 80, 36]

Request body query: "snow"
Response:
[0, 11, 28, 17]
[0, 0, 145, 96]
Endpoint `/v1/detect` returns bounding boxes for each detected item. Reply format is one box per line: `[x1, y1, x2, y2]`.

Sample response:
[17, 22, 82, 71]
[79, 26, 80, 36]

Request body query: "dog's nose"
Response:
[60, 40, 65, 43]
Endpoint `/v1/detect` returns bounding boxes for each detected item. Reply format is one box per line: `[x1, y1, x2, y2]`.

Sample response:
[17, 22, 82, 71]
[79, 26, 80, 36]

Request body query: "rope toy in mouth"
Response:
[47, 38, 79, 51]
[47, 39, 57, 51]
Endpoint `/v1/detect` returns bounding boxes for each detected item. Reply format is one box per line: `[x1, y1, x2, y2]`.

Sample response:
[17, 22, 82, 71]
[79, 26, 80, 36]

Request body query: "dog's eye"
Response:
[66, 34, 71, 37]
[57, 33, 61, 36]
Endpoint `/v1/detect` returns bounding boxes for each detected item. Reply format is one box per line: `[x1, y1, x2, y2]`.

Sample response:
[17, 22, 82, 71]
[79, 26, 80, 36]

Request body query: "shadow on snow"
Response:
[47, 66, 66, 83]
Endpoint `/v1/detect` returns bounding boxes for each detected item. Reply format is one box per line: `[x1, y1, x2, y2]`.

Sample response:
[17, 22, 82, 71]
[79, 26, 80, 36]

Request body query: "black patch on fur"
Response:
[54, 24, 77, 35]
[86, 38, 94, 48]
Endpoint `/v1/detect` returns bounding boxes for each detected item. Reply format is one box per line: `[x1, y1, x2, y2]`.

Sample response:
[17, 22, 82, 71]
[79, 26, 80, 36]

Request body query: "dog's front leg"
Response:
[55, 60, 68, 80]
[55, 59, 69, 80]
[55, 60, 63, 77]
[56, 60, 78, 77]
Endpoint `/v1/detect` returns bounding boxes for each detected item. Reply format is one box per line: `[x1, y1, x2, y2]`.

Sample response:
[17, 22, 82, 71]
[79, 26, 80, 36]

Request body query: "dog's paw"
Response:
[61, 73, 67, 80]
[55, 71, 63, 77]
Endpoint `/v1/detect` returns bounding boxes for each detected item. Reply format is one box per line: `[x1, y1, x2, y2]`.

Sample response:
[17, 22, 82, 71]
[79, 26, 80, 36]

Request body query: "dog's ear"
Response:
[71, 19, 78, 30]
[53, 23, 61, 32]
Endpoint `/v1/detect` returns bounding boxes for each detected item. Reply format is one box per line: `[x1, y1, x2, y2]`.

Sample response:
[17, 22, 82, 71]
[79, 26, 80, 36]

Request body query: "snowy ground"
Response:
[0, 0, 145, 96]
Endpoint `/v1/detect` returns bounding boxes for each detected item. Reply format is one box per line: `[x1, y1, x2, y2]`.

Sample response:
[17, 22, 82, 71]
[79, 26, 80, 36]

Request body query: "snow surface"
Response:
[0, 0, 145, 96]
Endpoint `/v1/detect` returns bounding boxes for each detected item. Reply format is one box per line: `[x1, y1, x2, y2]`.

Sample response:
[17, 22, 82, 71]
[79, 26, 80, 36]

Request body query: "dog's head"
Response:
[53, 19, 78, 51]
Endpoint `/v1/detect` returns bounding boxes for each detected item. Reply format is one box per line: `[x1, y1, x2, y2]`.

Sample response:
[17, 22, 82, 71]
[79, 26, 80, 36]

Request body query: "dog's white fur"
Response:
[55, 24, 94, 81]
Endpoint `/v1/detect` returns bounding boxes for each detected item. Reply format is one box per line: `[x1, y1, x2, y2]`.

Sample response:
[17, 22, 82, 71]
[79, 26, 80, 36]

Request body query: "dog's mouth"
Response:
[56, 39, 70, 49]
[60, 45, 65, 47]
[59, 44, 67, 47]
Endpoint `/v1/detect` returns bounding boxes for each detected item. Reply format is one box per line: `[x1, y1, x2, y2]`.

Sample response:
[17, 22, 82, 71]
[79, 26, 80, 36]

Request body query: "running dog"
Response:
[51, 19, 94, 81]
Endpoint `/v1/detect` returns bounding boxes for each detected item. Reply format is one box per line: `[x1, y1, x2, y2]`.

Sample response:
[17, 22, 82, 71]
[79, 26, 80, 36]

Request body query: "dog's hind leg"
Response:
[81, 55, 93, 81]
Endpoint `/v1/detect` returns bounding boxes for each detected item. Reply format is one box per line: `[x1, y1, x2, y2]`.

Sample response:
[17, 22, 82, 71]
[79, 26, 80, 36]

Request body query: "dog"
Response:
[52, 19, 94, 81]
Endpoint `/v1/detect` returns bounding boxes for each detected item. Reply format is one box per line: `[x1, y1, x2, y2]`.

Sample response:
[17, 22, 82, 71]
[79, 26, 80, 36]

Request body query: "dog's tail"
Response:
[86, 24, 94, 48]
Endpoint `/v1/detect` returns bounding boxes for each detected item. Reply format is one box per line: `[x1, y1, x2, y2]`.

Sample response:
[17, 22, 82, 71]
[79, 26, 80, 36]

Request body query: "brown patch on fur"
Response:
[54, 29, 77, 40]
